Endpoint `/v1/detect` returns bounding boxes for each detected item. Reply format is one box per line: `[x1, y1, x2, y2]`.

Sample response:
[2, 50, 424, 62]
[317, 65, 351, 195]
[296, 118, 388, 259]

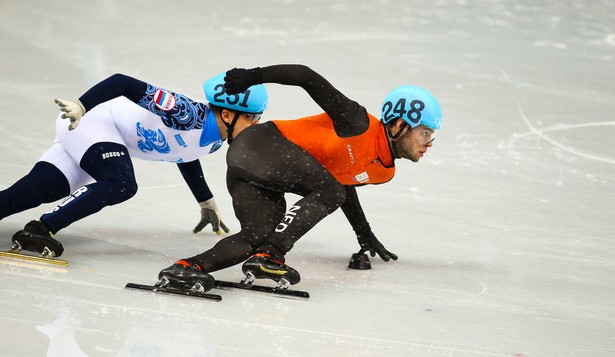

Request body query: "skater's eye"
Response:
[413, 126, 436, 145]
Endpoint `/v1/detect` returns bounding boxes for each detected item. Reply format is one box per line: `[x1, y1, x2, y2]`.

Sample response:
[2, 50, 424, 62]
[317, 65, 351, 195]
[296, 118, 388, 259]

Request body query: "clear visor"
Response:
[414, 125, 437, 145]
[243, 113, 262, 123]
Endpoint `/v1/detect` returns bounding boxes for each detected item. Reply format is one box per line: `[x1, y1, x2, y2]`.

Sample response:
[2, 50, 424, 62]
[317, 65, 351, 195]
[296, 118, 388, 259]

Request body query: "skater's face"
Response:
[394, 124, 435, 162]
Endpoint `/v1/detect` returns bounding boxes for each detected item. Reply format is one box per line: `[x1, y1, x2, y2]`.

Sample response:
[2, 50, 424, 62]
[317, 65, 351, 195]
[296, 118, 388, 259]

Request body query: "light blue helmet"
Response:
[203, 72, 268, 114]
[381, 85, 442, 130]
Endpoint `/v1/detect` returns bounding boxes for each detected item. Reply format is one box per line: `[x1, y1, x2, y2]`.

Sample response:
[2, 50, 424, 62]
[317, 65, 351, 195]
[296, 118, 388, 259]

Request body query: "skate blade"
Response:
[240, 271, 255, 285]
[156, 276, 170, 288]
[189, 282, 206, 293]
[0, 250, 68, 267]
[214, 280, 309, 300]
[240, 272, 292, 290]
[275, 278, 291, 290]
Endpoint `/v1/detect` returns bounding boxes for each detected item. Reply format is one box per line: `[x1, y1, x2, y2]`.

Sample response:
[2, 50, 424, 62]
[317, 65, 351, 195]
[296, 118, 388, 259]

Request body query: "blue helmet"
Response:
[203, 72, 268, 114]
[381, 85, 442, 130]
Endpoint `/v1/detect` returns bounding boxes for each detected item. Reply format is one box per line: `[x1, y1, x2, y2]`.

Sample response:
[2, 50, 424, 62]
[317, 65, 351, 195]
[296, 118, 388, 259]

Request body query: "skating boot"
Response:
[241, 253, 300, 289]
[157, 260, 215, 293]
[11, 220, 64, 258]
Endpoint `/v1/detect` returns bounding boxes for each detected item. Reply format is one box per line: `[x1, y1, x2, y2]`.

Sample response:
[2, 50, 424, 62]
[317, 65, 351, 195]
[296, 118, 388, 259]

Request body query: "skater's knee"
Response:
[121, 179, 138, 201]
[223, 227, 270, 252]
[124, 179, 138, 198]
[31, 162, 70, 200]
[20, 162, 70, 202]
[317, 181, 346, 214]
[105, 178, 138, 205]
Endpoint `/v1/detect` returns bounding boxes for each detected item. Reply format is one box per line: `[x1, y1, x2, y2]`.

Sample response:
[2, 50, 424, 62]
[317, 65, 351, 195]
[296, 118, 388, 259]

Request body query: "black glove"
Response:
[357, 230, 398, 262]
[223, 67, 263, 94]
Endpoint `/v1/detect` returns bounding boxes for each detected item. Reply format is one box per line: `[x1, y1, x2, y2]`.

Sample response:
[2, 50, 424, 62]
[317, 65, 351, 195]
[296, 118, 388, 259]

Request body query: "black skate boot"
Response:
[11, 220, 64, 258]
[157, 260, 214, 293]
[241, 253, 300, 288]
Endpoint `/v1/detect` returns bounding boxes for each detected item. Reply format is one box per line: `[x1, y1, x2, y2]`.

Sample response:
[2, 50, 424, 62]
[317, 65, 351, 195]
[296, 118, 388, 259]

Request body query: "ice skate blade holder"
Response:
[348, 253, 371, 270]
[0, 250, 68, 267]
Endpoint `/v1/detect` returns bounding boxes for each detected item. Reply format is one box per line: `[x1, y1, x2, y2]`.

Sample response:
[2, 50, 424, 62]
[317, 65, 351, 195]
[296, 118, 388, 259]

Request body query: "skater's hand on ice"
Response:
[194, 198, 230, 235]
[55, 99, 86, 131]
[357, 231, 398, 262]
[223, 67, 263, 94]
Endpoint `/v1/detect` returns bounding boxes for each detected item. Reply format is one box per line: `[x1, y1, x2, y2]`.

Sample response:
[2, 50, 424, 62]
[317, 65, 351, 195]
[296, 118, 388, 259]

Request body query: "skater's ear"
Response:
[220, 109, 237, 125]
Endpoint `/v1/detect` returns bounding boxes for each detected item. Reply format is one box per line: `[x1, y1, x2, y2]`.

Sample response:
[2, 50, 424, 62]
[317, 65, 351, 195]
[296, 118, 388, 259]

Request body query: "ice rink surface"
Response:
[1, 1, 614, 356]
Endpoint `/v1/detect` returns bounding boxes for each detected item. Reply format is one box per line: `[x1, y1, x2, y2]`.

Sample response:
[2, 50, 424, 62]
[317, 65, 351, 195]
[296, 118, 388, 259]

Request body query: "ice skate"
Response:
[0, 221, 68, 267]
[11, 220, 64, 258]
[157, 260, 215, 292]
[241, 253, 300, 289]
[212, 253, 307, 299]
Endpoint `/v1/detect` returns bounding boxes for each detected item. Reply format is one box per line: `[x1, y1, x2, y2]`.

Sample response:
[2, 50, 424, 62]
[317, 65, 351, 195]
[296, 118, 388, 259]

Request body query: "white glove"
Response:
[54, 98, 86, 131]
[193, 198, 230, 235]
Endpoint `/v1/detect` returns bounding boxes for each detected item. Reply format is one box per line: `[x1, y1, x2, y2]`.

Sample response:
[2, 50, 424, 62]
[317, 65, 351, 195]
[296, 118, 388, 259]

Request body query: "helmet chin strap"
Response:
[385, 121, 408, 159]
[222, 111, 241, 144]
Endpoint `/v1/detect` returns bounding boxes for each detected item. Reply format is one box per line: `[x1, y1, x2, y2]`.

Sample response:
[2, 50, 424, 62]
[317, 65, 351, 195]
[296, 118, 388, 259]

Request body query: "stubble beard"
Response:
[399, 139, 420, 162]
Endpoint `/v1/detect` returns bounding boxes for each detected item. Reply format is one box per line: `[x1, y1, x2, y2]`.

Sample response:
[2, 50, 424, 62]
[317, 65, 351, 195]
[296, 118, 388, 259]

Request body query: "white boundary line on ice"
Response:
[513, 103, 615, 165]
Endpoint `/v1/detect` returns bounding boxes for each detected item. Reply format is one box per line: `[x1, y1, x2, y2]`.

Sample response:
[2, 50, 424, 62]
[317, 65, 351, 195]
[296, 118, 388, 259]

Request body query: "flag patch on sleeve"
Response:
[153, 89, 176, 111]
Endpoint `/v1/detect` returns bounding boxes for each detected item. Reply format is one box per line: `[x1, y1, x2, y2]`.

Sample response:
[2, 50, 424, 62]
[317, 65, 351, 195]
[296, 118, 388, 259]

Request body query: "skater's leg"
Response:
[39, 142, 137, 233]
[226, 123, 345, 285]
[185, 178, 286, 272]
[11, 142, 137, 257]
[255, 155, 346, 258]
[0, 162, 70, 220]
[158, 176, 286, 290]
[1, 138, 89, 221]
[226, 123, 346, 259]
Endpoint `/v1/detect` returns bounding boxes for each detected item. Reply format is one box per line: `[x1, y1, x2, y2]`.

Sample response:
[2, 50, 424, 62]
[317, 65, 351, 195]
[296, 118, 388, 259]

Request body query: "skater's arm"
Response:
[54, 73, 148, 130]
[58, 74, 209, 130]
[177, 160, 213, 203]
[340, 185, 370, 233]
[340, 186, 398, 262]
[77, 73, 148, 111]
[224, 64, 369, 137]
[177, 160, 229, 235]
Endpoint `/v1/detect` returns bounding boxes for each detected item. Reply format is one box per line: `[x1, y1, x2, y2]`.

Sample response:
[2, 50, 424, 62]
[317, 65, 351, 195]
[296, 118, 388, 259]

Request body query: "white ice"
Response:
[1, 1, 614, 356]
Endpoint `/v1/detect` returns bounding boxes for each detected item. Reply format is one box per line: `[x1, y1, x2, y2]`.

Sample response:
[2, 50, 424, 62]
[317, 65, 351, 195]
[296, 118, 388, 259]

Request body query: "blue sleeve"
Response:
[78, 73, 147, 111]
[177, 160, 214, 202]
[78, 73, 209, 130]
